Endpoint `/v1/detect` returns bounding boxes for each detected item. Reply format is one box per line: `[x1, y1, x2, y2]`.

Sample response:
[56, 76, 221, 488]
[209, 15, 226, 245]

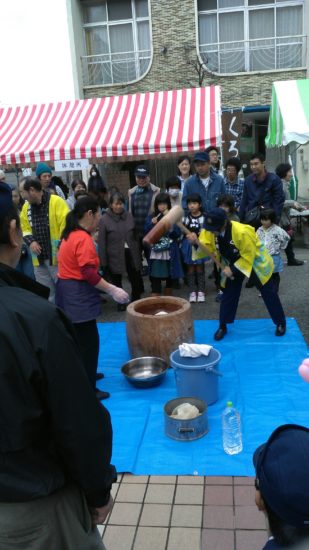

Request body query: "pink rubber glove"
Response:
[107, 284, 129, 304]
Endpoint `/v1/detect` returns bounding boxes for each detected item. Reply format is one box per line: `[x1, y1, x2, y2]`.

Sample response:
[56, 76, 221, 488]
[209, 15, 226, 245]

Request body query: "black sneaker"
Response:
[287, 259, 304, 266]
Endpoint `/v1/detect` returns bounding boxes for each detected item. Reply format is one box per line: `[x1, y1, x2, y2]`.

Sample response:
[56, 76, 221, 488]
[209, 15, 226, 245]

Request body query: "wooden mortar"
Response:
[126, 296, 194, 364]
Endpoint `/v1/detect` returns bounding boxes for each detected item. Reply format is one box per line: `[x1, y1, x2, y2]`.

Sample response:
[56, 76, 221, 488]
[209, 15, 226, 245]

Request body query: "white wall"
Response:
[0, 0, 78, 107]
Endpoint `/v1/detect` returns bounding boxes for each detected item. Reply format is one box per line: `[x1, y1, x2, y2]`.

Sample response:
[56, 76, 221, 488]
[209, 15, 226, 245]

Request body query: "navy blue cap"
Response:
[134, 165, 149, 177]
[193, 151, 210, 163]
[0, 181, 13, 220]
[204, 208, 227, 232]
[253, 424, 309, 527]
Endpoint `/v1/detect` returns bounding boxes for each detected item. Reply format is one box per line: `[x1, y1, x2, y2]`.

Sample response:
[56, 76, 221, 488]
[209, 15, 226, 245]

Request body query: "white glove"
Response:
[107, 284, 129, 304]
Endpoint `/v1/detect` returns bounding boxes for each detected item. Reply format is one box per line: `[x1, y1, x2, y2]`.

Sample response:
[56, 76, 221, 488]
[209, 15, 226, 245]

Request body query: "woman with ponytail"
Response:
[56, 196, 129, 400]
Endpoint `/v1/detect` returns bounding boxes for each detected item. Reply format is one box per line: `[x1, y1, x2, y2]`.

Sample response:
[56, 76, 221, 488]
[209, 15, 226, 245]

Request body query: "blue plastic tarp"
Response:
[97, 318, 309, 476]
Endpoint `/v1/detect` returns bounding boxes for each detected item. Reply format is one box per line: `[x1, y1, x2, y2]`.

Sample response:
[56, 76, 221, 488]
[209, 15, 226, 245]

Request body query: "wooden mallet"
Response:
[176, 220, 229, 273]
[143, 205, 232, 276]
[143, 205, 184, 247]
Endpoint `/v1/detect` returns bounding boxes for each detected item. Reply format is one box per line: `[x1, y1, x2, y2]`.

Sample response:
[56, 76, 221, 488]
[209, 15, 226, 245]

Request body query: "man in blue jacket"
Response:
[182, 151, 225, 213]
[239, 153, 285, 224]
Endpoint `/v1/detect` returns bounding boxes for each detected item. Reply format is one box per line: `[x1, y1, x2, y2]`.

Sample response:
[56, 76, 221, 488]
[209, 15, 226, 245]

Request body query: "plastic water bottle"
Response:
[222, 401, 243, 455]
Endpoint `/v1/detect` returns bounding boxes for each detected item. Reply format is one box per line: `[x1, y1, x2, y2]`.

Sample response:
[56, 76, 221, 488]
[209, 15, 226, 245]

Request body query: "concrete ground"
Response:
[98, 239, 309, 550]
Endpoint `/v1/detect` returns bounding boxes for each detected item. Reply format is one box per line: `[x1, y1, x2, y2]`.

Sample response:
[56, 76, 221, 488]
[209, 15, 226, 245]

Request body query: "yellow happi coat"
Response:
[21, 194, 69, 267]
[197, 221, 274, 286]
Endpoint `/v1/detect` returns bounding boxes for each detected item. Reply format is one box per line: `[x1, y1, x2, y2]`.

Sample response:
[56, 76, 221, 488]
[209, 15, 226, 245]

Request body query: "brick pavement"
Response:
[99, 474, 268, 549]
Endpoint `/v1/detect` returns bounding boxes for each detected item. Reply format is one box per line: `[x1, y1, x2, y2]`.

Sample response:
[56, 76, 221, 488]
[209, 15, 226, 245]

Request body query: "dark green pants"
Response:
[0, 484, 105, 550]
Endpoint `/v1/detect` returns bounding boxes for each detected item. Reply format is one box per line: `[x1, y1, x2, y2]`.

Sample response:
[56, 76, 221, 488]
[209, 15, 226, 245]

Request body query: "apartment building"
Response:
[67, 1, 307, 174]
[1, 1, 308, 192]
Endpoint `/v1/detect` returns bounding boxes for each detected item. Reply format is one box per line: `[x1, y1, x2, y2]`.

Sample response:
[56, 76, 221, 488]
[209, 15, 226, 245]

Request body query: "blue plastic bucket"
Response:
[170, 348, 221, 405]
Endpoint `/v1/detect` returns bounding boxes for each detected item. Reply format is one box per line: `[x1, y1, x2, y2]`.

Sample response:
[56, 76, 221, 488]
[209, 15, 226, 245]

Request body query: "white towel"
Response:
[179, 343, 212, 357]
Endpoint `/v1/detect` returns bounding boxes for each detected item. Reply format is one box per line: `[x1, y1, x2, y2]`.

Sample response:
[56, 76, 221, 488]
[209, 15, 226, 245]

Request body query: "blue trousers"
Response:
[219, 270, 286, 328]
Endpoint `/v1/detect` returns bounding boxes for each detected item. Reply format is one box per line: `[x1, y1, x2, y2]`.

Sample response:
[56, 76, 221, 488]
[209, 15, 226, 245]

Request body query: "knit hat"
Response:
[36, 162, 52, 178]
[0, 182, 13, 220]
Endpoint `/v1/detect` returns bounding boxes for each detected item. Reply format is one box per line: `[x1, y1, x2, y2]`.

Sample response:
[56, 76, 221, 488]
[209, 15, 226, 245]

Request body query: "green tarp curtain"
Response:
[266, 79, 309, 147]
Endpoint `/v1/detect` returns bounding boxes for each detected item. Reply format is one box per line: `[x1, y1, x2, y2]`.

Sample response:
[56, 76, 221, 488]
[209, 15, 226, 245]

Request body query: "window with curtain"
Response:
[198, 0, 304, 74]
[81, 0, 151, 85]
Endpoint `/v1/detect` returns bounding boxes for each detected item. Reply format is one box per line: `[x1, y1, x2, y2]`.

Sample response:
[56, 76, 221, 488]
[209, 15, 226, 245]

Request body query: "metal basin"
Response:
[164, 397, 209, 441]
[121, 356, 168, 388]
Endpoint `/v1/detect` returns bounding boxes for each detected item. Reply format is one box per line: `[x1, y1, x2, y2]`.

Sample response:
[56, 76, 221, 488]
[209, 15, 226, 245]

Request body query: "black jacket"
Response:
[0, 264, 116, 506]
[239, 172, 285, 223]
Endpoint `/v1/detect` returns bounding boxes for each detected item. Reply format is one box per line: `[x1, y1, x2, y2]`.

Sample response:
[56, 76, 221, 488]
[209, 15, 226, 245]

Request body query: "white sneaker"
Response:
[189, 292, 197, 303]
[197, 291, 205, 303]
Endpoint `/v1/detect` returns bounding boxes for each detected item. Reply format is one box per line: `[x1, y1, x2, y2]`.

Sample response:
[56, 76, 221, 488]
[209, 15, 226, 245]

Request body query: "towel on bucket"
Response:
[179, 343, 212, 357]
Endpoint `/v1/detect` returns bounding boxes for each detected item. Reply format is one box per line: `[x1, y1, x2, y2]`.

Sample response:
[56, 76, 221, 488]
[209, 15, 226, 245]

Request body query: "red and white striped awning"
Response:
[0, 87, 221, 165]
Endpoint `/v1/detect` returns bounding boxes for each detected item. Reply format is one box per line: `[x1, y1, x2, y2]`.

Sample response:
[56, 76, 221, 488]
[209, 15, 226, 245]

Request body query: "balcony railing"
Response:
[200, 34, 307, 74]
[81, 49, 151, 86]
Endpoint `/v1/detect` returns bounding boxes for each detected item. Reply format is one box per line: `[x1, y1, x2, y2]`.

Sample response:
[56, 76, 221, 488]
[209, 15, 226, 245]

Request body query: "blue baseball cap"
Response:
[253, 424, 309, 527]
[193, 151, 210, 163]
[134, 165, 149, 177]
[204, 208, 227, 232]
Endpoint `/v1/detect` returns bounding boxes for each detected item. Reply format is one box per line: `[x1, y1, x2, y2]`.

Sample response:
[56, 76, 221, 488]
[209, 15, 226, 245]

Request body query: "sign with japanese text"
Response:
[221, 111, 242, 164]
[54, 159, 89, 172]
